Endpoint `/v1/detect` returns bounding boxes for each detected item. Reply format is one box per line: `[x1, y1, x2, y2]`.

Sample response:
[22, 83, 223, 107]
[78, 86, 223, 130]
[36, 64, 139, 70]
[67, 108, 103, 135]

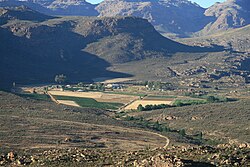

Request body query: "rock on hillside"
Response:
[96, 0, 211, 38]
[198, 0, 250, 35]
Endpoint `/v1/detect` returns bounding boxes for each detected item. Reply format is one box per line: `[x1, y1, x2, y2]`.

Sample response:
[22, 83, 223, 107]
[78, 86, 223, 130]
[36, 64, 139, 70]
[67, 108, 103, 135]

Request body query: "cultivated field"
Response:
[48, 91, 138, 104]
[57, 100, 80, 107]
[125, 99, 174, 110]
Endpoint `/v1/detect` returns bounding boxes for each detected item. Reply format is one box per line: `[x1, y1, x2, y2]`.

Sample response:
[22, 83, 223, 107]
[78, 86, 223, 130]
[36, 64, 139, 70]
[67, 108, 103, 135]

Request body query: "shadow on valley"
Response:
[0, 23, 132, 89]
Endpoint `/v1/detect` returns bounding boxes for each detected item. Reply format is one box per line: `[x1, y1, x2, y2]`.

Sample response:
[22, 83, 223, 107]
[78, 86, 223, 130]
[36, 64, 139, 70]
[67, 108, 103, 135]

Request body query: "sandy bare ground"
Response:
[57, 100, 80, 107]
[48, 91, 138, 104]
[93, 77, 134, 83]
[125, 100, 173, 110]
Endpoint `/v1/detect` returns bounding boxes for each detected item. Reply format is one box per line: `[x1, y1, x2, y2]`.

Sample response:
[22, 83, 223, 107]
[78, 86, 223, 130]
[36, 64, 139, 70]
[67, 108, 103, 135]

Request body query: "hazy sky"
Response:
[86, 0, 226, 8]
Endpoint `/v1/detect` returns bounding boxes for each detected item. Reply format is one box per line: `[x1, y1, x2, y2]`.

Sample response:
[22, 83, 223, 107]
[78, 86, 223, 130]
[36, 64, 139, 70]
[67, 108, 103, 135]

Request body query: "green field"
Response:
[17, 93, 50, 101]
[173, 99, 207, 106]
[54, 95, 123, 110]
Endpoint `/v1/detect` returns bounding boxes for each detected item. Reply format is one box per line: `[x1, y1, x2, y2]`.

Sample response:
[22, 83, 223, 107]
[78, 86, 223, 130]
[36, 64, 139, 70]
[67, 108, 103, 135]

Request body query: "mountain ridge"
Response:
[0, 6, 214, 88]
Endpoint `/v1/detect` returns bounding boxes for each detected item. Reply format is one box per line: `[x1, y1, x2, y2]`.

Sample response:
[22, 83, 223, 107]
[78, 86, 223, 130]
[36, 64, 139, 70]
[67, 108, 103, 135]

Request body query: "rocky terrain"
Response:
[0, 142, 249, 166]
[179, 24, 250, 53]
[197, 0, 250, 36]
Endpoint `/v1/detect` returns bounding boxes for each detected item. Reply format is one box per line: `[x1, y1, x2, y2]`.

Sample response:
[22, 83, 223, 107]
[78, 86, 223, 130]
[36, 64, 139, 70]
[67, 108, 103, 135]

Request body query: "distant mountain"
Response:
[2, 0, 250, 38]
[0, 0, 98, 16]
[197, 0, 250, 36]
[0, 6, 54, 24]
[180, 24, 250, 53]
[96, 0, 211, 38]
[0, 6, 209, 88]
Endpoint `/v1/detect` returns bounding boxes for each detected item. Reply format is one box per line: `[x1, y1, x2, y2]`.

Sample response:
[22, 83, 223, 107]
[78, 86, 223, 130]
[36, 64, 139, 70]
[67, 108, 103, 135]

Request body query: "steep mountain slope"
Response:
[197, 0, 250, 36]
[0, 0, 98, 16]
[0, 7, 129, 88]
[180, 24, 250, 52]
[96, 0, 211, 37]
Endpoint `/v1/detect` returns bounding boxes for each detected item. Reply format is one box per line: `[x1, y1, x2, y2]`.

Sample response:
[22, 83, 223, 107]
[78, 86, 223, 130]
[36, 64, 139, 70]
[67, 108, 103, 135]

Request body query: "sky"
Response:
[86, 0, 226, 8]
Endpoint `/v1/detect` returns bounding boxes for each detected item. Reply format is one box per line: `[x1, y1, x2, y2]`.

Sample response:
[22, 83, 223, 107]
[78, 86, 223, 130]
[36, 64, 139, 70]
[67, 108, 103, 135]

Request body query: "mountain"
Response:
[180, 24, 250, 53]
[197, 0, 250, 36]
[0, 6, 210, 88]
[0, 6, 54, 24]
[0, 0, 98, 16]
[96, 0, 211, 38]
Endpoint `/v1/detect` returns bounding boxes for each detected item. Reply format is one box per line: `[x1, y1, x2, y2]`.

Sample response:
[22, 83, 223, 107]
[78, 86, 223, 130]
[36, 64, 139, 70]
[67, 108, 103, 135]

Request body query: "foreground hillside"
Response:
[0, 91, 249, 166]
[0, 91, 168, 152]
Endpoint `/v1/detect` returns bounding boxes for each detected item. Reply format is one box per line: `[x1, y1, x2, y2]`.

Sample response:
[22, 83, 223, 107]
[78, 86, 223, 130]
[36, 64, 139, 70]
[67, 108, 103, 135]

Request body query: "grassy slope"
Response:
[129, 99, 250, 143]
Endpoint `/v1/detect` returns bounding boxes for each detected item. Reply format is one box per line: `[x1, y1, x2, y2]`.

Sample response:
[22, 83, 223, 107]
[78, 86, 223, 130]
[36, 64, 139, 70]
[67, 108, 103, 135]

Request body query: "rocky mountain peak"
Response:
[198, 0, 250, 35]
[96, 0, 209, 37]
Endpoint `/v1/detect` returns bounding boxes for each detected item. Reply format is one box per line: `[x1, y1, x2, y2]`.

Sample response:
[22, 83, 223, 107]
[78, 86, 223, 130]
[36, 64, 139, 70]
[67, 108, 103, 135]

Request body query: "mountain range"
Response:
[0, 0, 249, 37]
[0, 6, 217, 88]
[0, 0, 249, 89]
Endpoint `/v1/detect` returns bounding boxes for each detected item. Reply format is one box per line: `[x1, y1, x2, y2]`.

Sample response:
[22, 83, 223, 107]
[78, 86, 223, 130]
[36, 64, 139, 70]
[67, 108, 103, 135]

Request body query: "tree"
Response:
[198, 131, 203, 141]
[137, 104, 144, 111]
[55, 74, 67, 84]
[179, 129, 186, 137]
[153, 121, 161, 131]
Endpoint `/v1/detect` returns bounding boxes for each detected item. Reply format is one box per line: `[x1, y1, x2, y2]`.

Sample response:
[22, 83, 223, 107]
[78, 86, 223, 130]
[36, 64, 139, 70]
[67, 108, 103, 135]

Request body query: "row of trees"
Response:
[123, 116, 203, 142]
[137, 104, 171, 111]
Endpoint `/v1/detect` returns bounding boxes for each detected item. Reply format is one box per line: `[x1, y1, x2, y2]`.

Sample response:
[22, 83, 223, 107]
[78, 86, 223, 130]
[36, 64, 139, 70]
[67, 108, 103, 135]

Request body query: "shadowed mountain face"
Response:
[197, 0, 250, 35]
[0, 6, 54, 24]
[0, 7, 132, 88]
[96, 0, 211, 38]
[0, 6, 223, 88]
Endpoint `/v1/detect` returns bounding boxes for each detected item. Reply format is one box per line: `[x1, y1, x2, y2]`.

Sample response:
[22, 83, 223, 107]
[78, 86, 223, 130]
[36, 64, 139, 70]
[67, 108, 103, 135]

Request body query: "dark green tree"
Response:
[137, 104, 144, 111]
[198, 131, 203, 141]
[207, 96, 217, 103]
[179, 129, 186, 137]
